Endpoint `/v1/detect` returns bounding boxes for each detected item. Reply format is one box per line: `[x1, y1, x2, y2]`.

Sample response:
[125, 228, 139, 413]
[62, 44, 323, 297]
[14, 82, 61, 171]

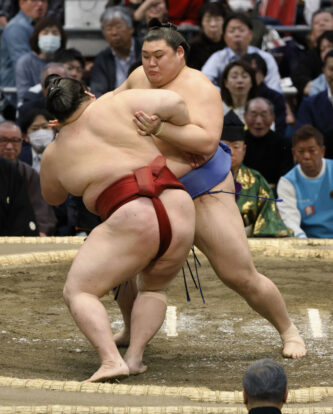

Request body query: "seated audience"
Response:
[128, 0, 168, 40]
[242, 359, 288, 414]
[0, 156, 38, 236]
[292, 9, 333, 96]
[243, 52, 287, 136]
[54, 48, 86, 81]
[0, 120, 56, 236]
[90, 6, 142, 97]
[202, 13, 282, 93]
[15, 16, 67, 105]
[277, 124, 333, 238]
[226, 0, 268, 48]
[221, 60, 257, 124]
[18, 108, 54, 173]
[308, 30, 333, 95]
[243, 98, 293, 187]
[17, 62, 69, 123]
[187, 2, 226, 70]
[0, 0, 64, 26]
[222, 111, 292, 237]
[0, 0, 47, 98]
[296, 49, 333, 135]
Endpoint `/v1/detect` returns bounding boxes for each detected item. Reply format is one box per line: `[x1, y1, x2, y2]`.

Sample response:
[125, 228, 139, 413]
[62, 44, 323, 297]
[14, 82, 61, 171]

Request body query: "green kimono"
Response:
[235, 164, 293, 237]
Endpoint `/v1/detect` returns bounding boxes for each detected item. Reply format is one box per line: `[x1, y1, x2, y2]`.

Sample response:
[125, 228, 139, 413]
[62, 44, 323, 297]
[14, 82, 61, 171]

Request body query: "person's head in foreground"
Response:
[45, 75, 92, 125]
[141, 19, 190, 88]
[242, 359, 288, 412]
[292, 125, 325, 178]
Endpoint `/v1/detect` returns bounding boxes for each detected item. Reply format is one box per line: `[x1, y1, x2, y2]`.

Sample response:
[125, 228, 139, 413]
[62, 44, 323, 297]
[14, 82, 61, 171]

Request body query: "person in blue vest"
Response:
[277, 124, 333, 238]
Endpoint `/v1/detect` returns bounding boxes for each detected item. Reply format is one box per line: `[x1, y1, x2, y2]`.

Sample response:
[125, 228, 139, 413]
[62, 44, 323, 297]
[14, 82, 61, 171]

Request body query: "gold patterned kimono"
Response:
[235, 164, 293, 237]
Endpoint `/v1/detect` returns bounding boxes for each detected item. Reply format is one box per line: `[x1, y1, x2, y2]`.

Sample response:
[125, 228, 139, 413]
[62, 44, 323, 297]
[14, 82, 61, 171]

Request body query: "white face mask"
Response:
[228, 0, 253, 12]
[38, 34, 61, 54]
[28, 129, 54, 153]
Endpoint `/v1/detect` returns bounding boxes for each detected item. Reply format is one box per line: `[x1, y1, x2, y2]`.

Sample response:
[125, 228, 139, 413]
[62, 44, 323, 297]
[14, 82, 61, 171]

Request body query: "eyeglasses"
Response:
[0, 137, 23, 145]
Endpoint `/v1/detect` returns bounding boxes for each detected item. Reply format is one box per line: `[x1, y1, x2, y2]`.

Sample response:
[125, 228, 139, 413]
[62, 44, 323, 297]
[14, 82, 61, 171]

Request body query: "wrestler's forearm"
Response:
[156, 122, 219, 156]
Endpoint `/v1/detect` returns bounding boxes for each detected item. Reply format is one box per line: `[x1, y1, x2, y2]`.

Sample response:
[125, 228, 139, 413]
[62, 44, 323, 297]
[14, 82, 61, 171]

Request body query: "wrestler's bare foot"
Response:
[281, 323, 307, 359]
[85, 360, 129, 382]
[114, 329, 130, 347]
[124, 354, 148, 375]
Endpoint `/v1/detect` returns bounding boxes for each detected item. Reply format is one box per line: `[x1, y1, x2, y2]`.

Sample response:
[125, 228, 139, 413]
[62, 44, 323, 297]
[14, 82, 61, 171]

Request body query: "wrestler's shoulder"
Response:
[127, 66, 150, 88]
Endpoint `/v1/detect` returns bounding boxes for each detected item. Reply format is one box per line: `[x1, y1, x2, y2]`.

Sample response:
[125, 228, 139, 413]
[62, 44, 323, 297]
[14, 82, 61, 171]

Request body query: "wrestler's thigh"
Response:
[194, 172, 257, 287]
[138, 189, 195, 292]
[65, 198, 160, 297]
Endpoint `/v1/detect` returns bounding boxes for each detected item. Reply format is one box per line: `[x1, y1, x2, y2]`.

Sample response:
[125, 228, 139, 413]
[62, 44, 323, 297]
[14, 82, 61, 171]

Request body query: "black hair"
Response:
[46, 75, 89, 123]
[20, 108, 53, 134]
[29, 16, 67, 54]
[198, 2, 228, 28]
[292, 124, 324, 147]
[54, 48, 85, 69]
[220, 60, 257, 107]
[323, 48, 333, 65]
[242, 53, 267, 77]
[223, 12, 253, 35]
[143, 19, 190, 60]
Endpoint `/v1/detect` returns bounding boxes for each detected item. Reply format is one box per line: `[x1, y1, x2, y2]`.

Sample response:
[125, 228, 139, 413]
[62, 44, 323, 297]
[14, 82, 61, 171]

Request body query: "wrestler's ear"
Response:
[176, 45, 185, 60]
[84, 90, 96, 100]
[48, 119, 60, 128]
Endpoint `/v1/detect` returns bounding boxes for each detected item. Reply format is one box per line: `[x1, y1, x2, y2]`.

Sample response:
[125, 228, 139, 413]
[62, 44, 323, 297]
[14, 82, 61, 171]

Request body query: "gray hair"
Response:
[100, 6, 133, 28]
[41, 62, 69, 82]
[245, 97, 275, 115]
[242, 359, 287, 404]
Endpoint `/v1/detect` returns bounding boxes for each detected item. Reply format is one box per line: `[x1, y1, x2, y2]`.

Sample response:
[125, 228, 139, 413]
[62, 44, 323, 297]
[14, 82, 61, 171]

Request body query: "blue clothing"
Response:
[309, 74, 327, 96]
[283, 159, 333, 238]
[0, 10, 34, 87]
[201, 45, 282, 93]
[179, 142, 231, 199]
[296, 90, 333, 135]
[15, 52, 48, 104]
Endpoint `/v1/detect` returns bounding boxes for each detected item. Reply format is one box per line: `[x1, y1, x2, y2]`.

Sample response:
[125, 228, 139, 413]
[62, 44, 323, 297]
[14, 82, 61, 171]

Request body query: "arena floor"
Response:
[0, 237, 332, 412]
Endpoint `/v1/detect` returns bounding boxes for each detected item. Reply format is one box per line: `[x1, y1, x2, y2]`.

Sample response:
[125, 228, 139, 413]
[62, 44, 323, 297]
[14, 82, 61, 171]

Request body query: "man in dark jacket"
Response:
[90, 6, 141, 97]
[0, 155, 38, 236]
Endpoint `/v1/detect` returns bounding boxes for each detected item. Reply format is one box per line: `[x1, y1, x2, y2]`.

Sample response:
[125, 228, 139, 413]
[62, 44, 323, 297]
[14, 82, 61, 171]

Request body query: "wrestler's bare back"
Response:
[41, 89, 188, 213]
[117, 65, 223, 176]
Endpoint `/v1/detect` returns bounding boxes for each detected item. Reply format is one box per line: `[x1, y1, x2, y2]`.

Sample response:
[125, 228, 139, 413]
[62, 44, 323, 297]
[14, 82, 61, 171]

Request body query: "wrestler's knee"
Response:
[137, 289, 167, 304]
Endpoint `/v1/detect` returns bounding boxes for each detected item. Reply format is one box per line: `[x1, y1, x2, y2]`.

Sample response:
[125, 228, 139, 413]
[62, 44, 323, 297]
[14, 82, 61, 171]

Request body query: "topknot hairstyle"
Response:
[144, 18, 190, 60]
[46, 75, 89, 123]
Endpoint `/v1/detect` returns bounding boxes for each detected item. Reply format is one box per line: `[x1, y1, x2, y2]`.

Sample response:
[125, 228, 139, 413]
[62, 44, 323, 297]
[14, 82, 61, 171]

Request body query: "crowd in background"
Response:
[0, 0, 332, 239]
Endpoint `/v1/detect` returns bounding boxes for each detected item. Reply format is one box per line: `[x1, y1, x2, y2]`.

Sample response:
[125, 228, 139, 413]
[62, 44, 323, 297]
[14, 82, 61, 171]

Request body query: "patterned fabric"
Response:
[235, 164, 293, 237]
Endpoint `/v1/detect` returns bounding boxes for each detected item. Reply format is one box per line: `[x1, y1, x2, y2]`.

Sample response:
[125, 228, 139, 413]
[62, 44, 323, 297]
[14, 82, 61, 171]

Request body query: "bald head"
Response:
[244, 97, 275, 137]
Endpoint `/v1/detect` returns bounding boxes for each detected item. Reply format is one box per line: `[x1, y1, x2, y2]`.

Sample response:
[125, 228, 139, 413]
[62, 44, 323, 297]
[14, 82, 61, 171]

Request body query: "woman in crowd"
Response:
[187, 2, 226, 70]
[220, 60, 257, 124]
[15, 16, 66, 105]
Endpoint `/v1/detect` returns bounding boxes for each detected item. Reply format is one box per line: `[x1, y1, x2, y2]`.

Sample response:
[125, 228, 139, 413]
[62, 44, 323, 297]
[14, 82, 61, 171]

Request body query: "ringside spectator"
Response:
[277, 124, 333, 239]
[187, 2, 226, 70]
[90, 6, 142, 97]
[15, 16, 66, 105]
[0, 120, 56, 235]
[0, 0, 48, 91]
[202, 13, 282, 93]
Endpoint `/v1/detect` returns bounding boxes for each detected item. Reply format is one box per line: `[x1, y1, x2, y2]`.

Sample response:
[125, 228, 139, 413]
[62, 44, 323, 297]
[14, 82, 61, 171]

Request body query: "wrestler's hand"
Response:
[184, 152, 207, 169]
[133, 111, 162, 136]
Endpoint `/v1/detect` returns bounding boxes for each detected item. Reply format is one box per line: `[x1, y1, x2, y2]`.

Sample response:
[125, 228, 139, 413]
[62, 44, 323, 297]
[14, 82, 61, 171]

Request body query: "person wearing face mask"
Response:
[19, 107, 55, 173]
[15, 16, 66, 105]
